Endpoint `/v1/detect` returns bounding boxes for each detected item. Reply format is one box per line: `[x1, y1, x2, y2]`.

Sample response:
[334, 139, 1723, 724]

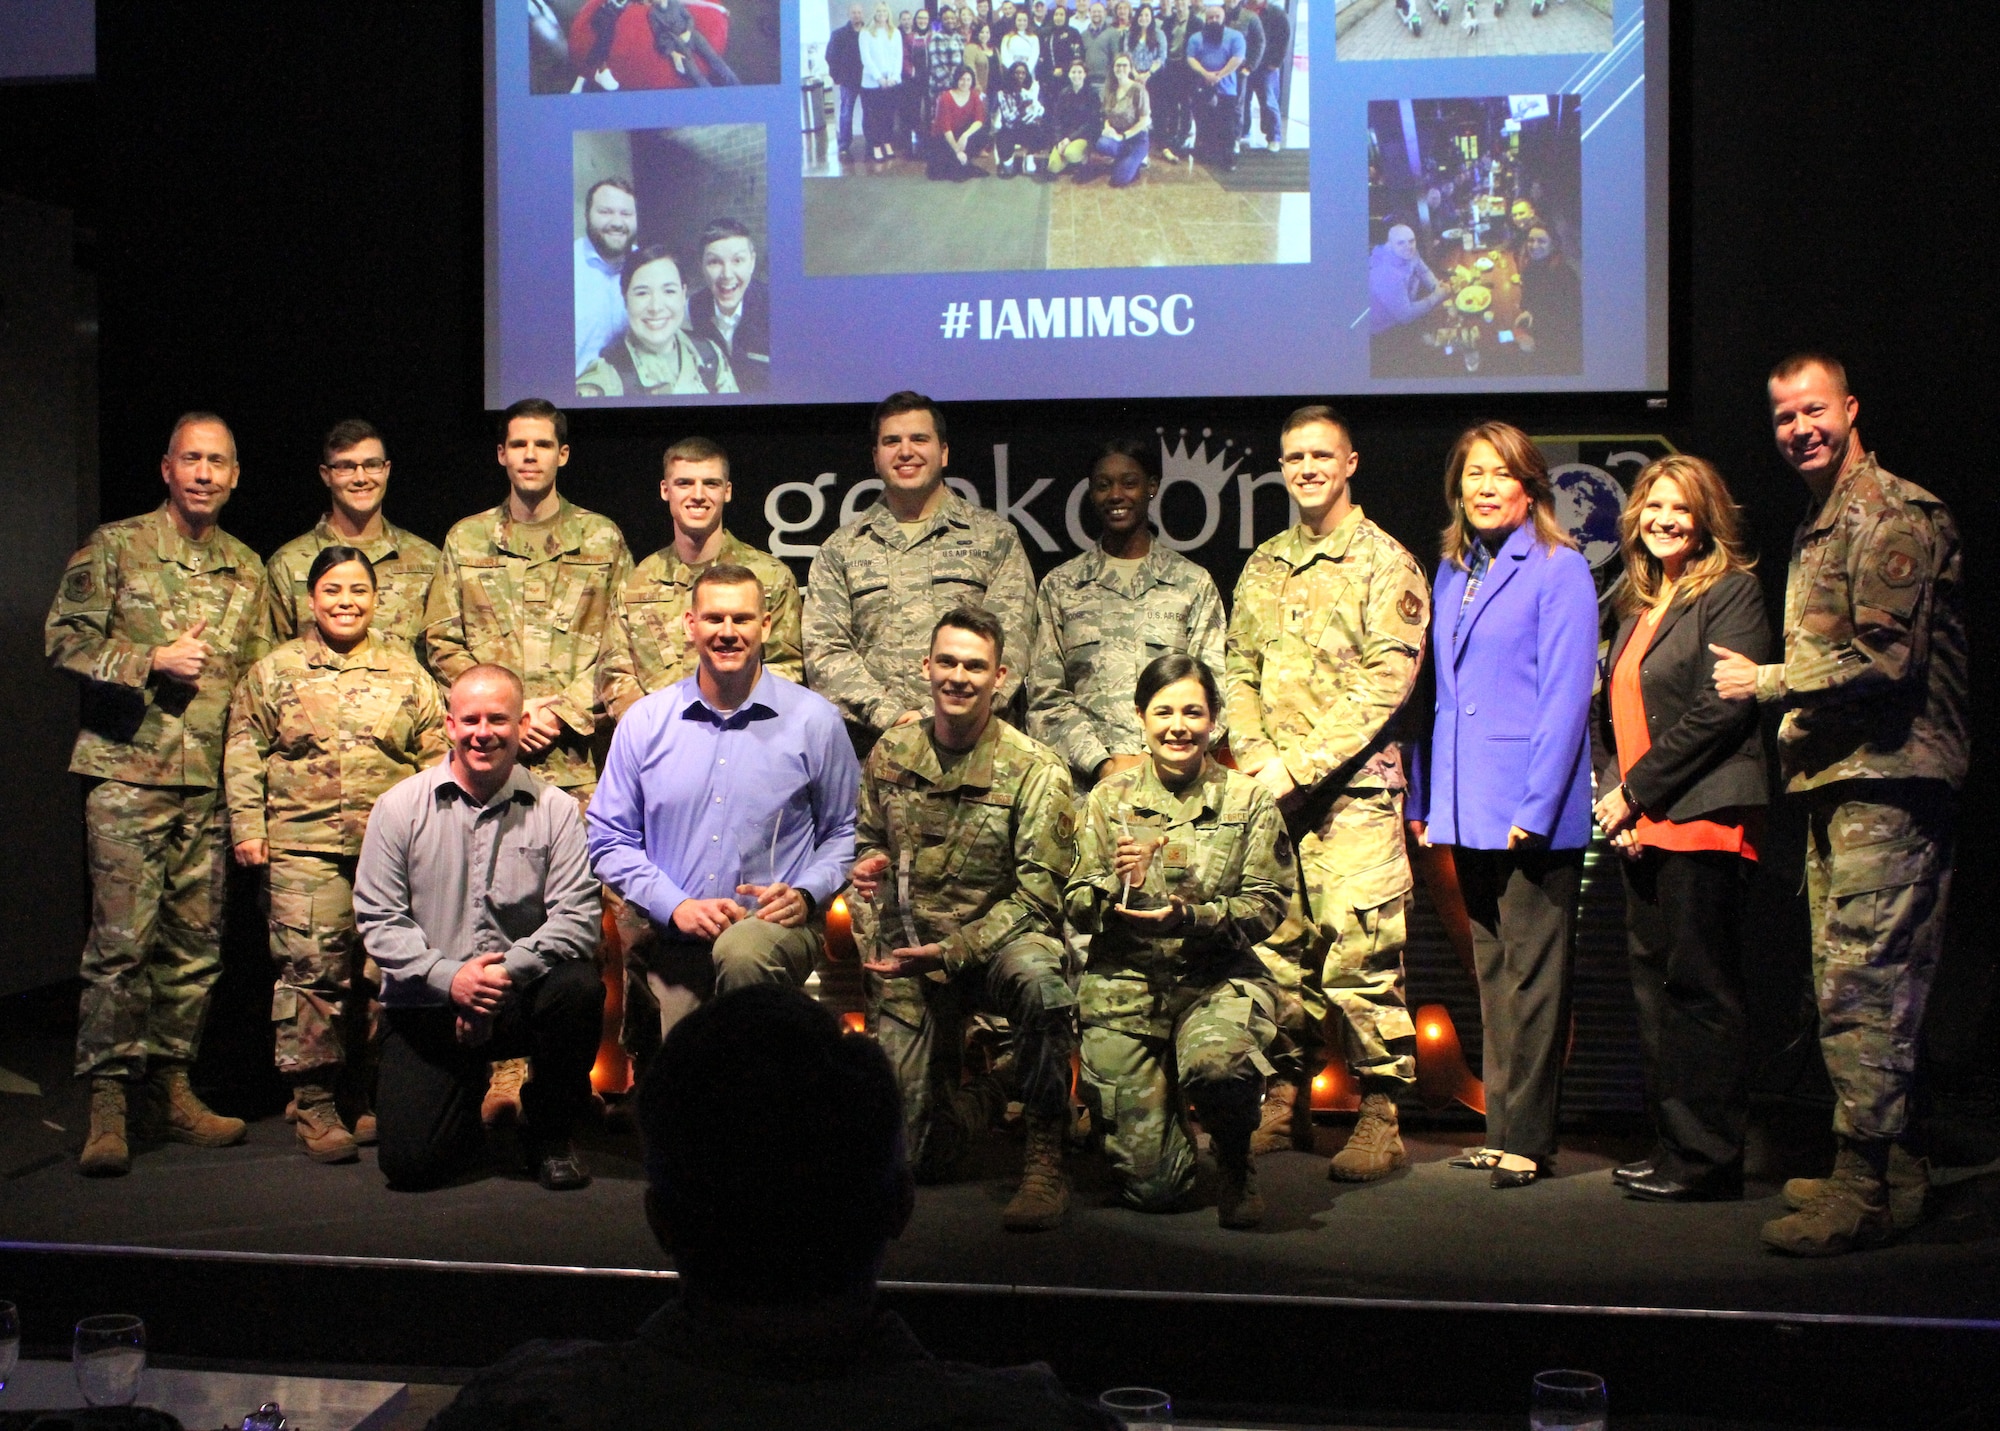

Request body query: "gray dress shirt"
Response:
[354, 758, 600, 1007]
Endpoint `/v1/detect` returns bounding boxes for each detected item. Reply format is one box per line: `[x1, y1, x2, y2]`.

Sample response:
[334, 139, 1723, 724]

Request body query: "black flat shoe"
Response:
[1624, 1169, 1743, 1203]
[1490, 1165, 1541, 1189]
[1450, 1147, 1502, 1170]
[1612, 1156, 1657, 1186]
[536, 1143, 592, 1191]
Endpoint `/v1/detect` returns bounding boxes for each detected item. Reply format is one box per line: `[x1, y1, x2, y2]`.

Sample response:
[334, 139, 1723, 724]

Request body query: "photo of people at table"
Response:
[528, 0, 782, 92]
[1366, 94, 1581, 379]
[796, 0, 1310, 275]
[572, 126, 770, 398]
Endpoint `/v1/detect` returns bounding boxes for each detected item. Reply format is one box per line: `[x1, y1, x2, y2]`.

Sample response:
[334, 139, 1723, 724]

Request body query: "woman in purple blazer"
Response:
[1408, 422, 1599, 1188]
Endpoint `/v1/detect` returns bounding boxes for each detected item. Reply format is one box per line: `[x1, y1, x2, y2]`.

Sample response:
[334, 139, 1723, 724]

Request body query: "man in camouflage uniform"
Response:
[422, 397, 632, 1122]
[1027, 438, 1228, 791]
[804, 391, 1037, 750]
[46, 412, 265, 1175]
[1713, 354, 1966, 1257]
[1223, 405, 1430, 1179]
[262, 419, 443, 653]
[850, 607, 1079, 1231]
[599, 435, 802, 721]
[1067, 718, 1296, 1227]
[225, 549, 447, 1162]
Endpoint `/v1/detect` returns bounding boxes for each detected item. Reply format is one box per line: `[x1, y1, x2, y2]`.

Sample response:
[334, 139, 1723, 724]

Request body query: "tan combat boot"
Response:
[1329, 1091, 1407, 1182]
[291, 1085, 359, 1164]
[1761, 1151, 1893, 1257]
[1213, 1131, 1264, 1229]
[1250, 1076, 1314, 1155]
[1003, 1112, 1071, 1231]
[350, 1110, 379, 1145]
[80, 1077, 131, 1176]
[1784, 1142, 1927, 1231]
[482, 1058, 531, 1128]
[153, 1063, 246, 1147]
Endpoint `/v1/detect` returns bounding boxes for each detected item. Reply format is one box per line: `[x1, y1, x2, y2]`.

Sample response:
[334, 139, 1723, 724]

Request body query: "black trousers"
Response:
[1623, 848, 1752, 1182]
[377, 959, 604, 1190]
[1454, 845, 1583, 1164]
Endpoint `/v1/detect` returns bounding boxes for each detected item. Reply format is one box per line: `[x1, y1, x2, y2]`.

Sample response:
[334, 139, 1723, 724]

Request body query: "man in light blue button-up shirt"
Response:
[588, 564, 858, 1063]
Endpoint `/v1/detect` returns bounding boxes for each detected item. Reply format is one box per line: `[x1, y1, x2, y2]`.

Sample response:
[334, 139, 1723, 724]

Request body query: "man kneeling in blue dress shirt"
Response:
[587, 563, 859, 1073]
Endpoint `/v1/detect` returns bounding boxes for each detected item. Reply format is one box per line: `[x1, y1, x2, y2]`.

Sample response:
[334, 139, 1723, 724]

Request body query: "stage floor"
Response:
[5, 1050, 1998, 1326]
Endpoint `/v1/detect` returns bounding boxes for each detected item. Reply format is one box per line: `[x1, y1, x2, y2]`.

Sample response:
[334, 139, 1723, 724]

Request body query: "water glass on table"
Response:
[1099, 1384, 1173, 1428]
[0, 1300, 19, 1392]
[73, 1313, 147, 1407]
[1531, 1368, 1607, 1430]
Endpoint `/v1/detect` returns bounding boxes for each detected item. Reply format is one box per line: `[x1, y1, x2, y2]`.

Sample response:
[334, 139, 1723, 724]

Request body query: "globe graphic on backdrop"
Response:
[1549, 463, 1627, 569]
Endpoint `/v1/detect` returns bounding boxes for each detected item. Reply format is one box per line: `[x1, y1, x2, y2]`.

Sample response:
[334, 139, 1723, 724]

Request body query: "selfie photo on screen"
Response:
[572, 125, 771, 399]
[1366, 94, 1581, 379]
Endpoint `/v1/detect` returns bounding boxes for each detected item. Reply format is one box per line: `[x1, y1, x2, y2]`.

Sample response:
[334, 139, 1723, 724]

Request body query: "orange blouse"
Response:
[1609, 603, 1759, 859]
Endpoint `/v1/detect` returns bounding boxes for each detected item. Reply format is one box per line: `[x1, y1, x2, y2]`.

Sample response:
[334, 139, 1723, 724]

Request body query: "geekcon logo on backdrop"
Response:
[764, 429, 1288, 562]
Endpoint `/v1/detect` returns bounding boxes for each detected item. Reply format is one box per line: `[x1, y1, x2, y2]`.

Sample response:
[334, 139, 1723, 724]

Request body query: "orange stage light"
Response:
[841, 1011, 867, 1034]
[1412, 1001, 1483, 1115]
[1309, 1059, 1361, 1113]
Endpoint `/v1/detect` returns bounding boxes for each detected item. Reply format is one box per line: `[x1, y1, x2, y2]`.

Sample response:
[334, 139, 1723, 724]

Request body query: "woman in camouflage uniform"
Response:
[1067, 654, 1294, 1227]
[225, 546, 446, 1163]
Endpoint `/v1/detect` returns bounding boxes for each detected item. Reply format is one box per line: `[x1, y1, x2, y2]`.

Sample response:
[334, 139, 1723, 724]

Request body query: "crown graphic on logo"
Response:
[1156, 427, 1249, 498]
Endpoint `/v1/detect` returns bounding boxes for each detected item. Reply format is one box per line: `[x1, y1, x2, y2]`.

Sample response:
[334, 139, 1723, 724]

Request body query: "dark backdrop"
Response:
[1, 3, 1989, 1134]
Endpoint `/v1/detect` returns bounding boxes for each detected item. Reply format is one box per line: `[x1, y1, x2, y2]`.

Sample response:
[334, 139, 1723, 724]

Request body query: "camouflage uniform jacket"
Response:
[1224, 506, 1429, 792]
[422, 497, 632, 790]
[46, 504, 267, 788]
[855, 716, 1077, 976]
[263, 515, 443, 652]
[804, 492, 1038, 732]
[1066, 759, 1294, 985]
[1027, 542, 1228, 787]
[1755, 454, 1967, 792]
[598, 529, 804, 720]
[225, 630, 447, 855]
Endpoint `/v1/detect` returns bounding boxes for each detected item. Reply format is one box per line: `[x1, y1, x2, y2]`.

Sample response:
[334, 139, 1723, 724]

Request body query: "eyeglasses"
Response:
[325, 458, 389, 475]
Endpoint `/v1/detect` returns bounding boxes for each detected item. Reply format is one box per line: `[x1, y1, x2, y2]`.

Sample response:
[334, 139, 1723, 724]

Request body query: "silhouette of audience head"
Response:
[638, 986, 915, 1306]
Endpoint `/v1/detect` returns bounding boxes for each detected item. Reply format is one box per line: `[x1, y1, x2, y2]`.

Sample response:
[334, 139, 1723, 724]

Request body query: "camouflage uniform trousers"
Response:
[873, 932, 1076, 1173]
[76, 779, 227, 1079]
[1255, 788, 1416, 1086]
[265, 851, 376, 1077]
[1804, 781, 1955, 1142]
[1079, 971, 1278, 1211]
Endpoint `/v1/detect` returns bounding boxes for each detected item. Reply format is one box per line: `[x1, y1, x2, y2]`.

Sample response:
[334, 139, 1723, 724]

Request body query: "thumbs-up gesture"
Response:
[151, 618, 210, 683]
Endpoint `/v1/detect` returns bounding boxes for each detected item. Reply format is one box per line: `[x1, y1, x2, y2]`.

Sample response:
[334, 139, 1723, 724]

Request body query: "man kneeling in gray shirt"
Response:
[355, 663, 604, 1191]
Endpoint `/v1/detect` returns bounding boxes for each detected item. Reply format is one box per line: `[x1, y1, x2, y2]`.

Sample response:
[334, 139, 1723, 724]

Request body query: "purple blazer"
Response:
[1408, 522, 1599, 851]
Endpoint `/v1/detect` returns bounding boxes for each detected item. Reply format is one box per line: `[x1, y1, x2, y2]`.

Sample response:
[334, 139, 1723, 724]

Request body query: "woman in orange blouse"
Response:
[1592, 455, 1771, 1202]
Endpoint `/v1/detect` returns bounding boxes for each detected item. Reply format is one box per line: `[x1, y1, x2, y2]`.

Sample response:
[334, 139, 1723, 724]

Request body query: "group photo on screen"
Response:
[527, 0, 781, 92]
[572, 125, 771, 397]
[1332, 0, 1614, 61]
[1366, 93, 1581, 379]
[796, 0, 1310, 274]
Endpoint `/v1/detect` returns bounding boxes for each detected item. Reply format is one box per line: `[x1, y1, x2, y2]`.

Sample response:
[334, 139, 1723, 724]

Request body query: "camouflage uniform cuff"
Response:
[1754, 663, 1787, 705]
[870, 695, 907, 732]
[229, 814, 267, 846]
[1280, 746, 1320, 789]
[1233, 739, 1278, 775]
[551, 697, 596, 735]
[115, 644, 156, 688]
[937, 932, 976, 974]
[1184, 899, 1225, 934]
